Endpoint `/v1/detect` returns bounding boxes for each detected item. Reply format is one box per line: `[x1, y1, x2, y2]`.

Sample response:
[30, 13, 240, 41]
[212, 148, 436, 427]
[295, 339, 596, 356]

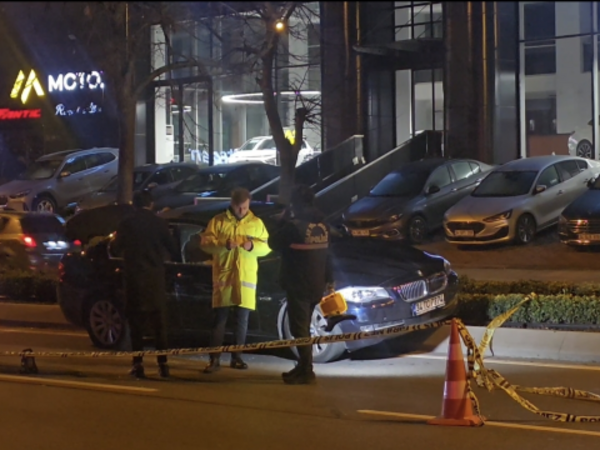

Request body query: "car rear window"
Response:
[20, 216, 65, 234]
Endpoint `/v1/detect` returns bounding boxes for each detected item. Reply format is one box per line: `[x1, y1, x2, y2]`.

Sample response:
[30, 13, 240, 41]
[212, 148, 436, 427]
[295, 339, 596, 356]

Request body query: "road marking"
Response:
[358, 410, 600, 438]
[0, 327, 87, 337]
[404, 354, 600, 372]
[0, 374, 158, 394]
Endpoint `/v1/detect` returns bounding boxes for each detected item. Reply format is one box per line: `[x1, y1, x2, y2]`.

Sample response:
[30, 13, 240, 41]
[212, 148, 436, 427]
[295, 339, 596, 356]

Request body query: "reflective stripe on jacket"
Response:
[200, 209, 271, 310]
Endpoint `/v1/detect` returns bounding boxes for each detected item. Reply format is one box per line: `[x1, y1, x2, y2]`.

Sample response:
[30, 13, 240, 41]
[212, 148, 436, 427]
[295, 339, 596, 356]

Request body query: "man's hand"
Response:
[226, 239, 238, 251]
[243, 240, 253, 251]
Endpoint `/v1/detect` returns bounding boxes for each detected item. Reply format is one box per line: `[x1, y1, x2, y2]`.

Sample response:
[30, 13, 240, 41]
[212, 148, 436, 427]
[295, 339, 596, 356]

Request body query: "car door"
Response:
[530, 164, 564, 226]
[83, 152, 117, 192]
[54, 155, 93, 206]
[423, 165, 456, 227]
[555, 160, 588, 205]
[448, 160, 480, 200]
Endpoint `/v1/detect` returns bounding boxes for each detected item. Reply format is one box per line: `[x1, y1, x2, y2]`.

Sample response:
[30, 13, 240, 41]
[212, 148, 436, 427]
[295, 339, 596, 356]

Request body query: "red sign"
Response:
[0, 108, 42, 120]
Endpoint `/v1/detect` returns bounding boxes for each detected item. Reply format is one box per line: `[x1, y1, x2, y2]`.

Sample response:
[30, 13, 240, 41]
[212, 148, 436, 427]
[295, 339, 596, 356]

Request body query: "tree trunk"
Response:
[116, 101, 136, 204]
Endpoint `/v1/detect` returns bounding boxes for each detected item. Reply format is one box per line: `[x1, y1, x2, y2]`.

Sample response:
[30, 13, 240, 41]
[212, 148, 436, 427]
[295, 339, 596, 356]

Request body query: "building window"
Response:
[582, 36, 600, 73]
[525, 46, 556, 75]
[526, 98, 557, 136]
[307, 23, 321, 91]
[523, 1, 556, 75]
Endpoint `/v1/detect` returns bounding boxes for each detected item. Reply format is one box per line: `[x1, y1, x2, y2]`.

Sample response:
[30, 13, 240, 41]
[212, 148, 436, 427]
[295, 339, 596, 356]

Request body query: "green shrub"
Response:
[458, 276, 600, 297]
[0, 270, 57, 303]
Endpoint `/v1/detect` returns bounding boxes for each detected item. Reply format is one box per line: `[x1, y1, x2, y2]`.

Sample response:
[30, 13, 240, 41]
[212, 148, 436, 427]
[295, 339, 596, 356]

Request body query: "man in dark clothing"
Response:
[268, 184, 334, 385]
[112, 190, 180, 379]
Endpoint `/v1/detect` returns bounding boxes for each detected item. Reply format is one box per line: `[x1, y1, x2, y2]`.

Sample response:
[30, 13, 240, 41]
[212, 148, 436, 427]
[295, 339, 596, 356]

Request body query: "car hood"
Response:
[344, 195, 413, 221]
[562, 189, 600, 219]
[446, 195, 527, 221]
[331, 239, 446, 287]
[77, 191, 117, 210]
[0, 179, 46, 196]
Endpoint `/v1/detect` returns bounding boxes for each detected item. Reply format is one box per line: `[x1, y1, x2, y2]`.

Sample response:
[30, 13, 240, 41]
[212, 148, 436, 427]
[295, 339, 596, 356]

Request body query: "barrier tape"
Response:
[7, 293, 600, 424]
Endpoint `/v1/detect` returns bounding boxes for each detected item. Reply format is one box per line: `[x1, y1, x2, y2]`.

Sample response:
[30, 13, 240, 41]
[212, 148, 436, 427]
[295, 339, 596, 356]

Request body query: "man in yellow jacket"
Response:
[200, 187, 271, 373]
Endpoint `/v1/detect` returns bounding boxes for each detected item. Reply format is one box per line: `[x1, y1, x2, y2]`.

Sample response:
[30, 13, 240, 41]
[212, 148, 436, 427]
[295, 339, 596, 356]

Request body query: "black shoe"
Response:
[282, 365, 302, 380]
[158, 363, 170, 378]
[283, 370, 316, 385]
[203, 358, 221, 374]
[129, 364, 145, 379]
[230, 356, 248, 370]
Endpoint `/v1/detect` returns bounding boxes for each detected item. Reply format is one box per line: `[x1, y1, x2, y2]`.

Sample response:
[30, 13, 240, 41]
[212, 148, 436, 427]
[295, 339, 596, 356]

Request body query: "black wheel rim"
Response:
[410, 218, 426, 243]
[517, 216, 534, 243]
[577, 142, 593, 159]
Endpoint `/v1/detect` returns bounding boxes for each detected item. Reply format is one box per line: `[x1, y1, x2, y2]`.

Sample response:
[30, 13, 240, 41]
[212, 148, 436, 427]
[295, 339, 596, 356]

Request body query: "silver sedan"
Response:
[443, 155, 600, 246]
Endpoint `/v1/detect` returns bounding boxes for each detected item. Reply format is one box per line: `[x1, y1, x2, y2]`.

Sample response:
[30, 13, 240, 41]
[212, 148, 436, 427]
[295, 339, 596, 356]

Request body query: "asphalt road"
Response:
[2, 326, 600, 449]
[418, 226, 600, 270]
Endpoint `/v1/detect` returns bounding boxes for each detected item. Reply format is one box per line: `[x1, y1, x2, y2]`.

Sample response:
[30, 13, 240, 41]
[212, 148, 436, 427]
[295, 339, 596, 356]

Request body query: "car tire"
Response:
[514, 214, 536, 245]
[408, 215, 428, 245]
[84, 296, 130, 350]
[32, 195, 57, 213]
[277, 301, 345, 364]
[576, 139, 594, 159]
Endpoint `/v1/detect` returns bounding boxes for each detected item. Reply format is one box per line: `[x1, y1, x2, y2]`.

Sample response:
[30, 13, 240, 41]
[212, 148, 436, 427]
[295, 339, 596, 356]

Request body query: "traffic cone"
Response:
[427, 318, 483, 427]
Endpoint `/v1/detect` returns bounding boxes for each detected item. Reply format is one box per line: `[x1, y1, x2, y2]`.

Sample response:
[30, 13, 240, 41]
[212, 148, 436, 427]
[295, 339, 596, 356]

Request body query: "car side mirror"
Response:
[59, 171, 71, 179]
[533, 185, 547, 195]
[147, 182, 158, 190]
[426, 185, 440, 195]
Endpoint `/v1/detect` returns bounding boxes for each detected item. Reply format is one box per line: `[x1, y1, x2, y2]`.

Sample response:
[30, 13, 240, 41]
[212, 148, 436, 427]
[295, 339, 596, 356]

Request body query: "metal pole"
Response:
[178, 83, 184, 162]
[208, 81, 214, 166]
[592, 2, 599, 160]
[275, 46, 280, 166]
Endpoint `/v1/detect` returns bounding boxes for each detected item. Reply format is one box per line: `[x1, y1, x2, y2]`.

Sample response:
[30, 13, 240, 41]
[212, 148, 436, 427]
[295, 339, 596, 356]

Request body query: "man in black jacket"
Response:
[268, 184, 334, 385]
[112, 190, 180, 379]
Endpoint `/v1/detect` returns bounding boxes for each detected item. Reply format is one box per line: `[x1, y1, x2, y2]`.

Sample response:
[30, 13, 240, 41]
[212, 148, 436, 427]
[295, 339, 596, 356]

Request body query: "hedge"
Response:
[0, 270, 57, 304]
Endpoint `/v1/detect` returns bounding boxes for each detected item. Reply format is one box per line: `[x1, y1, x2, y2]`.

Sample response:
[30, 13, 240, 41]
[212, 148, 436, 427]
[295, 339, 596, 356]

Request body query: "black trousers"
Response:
[128, 308, 168, 365]
[209, 306, 251, 359]
[286, 292, 320, 372]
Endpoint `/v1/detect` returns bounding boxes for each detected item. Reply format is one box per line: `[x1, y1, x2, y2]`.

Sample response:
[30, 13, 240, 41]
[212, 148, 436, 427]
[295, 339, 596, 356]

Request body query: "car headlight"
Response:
[337, 287, 390, 304]
[483, 210, 512, 223]
[388, 214, 403, 223]
[10, 190, 31, 199]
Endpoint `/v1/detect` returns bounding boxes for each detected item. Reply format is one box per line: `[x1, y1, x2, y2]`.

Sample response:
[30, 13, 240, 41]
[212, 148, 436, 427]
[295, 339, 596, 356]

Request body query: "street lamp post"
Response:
[274, 19, 285, 166]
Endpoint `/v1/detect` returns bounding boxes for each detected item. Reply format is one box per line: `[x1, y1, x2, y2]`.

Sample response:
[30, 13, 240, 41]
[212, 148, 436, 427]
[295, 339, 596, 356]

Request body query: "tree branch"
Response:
[134, 61, 211, 99]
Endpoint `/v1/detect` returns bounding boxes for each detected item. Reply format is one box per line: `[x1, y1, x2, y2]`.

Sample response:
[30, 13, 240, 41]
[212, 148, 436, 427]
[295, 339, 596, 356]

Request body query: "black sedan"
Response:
[342, 158, 493, 244]
[152, 162, 280, 212]
[559, 175, 600, 246]
[57, 201, 460, 363]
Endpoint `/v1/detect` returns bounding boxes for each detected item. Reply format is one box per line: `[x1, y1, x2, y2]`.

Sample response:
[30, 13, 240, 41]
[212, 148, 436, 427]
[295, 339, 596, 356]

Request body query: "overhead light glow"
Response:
[221, 91, 321, 105]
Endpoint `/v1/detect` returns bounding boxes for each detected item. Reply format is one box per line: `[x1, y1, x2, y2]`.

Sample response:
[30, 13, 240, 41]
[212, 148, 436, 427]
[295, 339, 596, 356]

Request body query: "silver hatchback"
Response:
[0, 148, 119, 214]
[444, 155, 600, 245]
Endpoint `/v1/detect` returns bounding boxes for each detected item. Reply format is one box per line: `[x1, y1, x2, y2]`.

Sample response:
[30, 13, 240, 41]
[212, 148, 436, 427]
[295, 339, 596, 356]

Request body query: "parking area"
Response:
[417, 226, 600, 271]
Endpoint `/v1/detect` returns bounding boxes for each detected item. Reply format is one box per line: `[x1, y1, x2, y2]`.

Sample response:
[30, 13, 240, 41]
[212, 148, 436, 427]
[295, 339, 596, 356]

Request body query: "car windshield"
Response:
[20, 215, 65, 234]
[472, 170, 538, 197]
[175, 172, 228, 193]
[238, 138, 263, 151]
[369, 170, 430, 197]
[18, 159, 63, 181]
[100, 171, 150, 192]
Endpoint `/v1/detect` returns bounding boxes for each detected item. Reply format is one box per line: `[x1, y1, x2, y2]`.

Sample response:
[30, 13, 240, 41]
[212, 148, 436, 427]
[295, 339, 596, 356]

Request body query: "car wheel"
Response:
[278, 301, 345, 364]
[32, 195, 57, 213]
[514, 214, 536, 245]
[84, 297, 129, 350]
[577, 139, 594, 159]
[408, 215, 428, 245]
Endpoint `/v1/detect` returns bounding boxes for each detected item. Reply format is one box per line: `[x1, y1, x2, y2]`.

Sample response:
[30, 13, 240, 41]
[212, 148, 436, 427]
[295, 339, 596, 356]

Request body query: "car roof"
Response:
[135, 162, 202, 173]
[159, 201, 284, 224]
[391, 158, 449, 174]
[196, 162, 272, 173]
[495, 155, 580, 172]
[37, 147, 119, 161]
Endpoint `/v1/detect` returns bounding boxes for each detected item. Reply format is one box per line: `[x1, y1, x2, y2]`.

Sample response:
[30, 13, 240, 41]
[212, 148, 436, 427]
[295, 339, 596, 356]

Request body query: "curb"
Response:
[455, 268, 600, 283]
[421, 324, 600, 364]
[0, 302, 77, 331]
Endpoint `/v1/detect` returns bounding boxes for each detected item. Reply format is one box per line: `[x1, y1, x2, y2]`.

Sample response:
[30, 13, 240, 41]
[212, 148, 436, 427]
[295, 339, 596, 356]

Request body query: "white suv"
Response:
[228, 136, 315, 166]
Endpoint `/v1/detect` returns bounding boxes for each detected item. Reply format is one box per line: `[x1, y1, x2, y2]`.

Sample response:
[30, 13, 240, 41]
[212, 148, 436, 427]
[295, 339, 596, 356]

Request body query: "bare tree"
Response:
[37, 2, 214, 204]
[206, 2, 322, 204]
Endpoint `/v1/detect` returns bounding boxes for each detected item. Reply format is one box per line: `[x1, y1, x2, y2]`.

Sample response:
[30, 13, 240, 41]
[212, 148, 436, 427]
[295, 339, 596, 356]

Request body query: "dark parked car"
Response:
[559, 174, 600, 246]
[342, 158, 493, 244]
[71, 162, 201, 214]
[152, 162, 280, 211]
[57, 201, 459, 363]
[0, 211, 75, 274]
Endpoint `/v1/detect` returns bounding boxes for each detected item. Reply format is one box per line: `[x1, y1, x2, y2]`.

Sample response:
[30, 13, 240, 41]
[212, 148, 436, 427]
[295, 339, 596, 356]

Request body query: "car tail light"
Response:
[74, 240, 82, 247]
[21, 236, 37, 248]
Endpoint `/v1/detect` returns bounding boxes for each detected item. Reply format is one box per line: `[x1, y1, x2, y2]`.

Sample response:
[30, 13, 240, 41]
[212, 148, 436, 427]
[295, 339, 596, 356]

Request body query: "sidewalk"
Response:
[456, 267, 600, 283]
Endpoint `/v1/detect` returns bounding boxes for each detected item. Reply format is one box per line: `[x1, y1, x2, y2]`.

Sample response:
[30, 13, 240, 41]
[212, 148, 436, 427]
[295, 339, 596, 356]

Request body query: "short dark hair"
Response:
[290, 184, 315, 208]
[133, 190, 154, 208]
[231, 187, 251, 204]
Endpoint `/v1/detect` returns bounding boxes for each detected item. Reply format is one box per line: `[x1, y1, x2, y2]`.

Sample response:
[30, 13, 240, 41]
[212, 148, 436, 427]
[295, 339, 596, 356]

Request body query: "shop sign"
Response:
[55, 102, 102, 116]
[0, 108, 42, 120]
[48, 71, 104, 93]
[10, 70, 45, 105]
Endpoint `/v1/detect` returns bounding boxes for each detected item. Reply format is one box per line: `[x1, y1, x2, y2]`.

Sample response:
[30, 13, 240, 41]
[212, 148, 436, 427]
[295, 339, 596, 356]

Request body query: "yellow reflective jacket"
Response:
[200, 209, 271, 310]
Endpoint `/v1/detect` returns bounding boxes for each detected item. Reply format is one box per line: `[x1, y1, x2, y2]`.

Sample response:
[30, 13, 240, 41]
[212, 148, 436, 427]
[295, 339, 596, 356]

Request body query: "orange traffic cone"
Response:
[427, 318, 483, 427]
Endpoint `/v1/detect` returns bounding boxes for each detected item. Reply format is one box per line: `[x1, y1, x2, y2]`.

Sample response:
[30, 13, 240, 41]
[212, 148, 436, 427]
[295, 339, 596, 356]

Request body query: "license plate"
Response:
[579, 234, 600, 241]
[455, 230, 475, 237]
[411, 294, 446, 316]
[351, 229, 370, 237]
